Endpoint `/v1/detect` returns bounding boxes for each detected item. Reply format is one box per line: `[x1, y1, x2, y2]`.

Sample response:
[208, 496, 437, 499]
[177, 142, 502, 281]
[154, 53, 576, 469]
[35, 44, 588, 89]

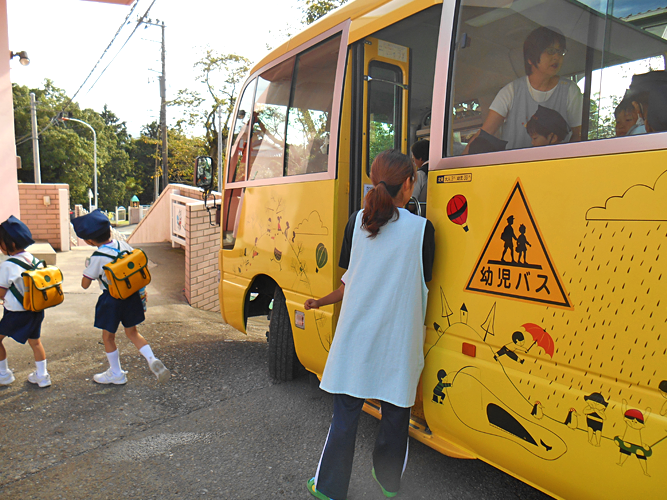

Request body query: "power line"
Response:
[15, 0, 144, 146]
[64, 0, 144, 111]
[84, 0, 158, 96]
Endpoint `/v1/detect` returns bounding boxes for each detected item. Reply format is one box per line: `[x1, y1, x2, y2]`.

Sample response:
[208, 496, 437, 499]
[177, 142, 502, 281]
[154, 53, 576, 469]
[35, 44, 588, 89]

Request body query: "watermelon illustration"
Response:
[316, 243, 328, 272]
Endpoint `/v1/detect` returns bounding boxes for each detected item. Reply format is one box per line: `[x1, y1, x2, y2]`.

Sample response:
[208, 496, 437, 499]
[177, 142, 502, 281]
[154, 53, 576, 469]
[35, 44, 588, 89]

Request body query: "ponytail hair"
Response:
[362, 149, 415, 238]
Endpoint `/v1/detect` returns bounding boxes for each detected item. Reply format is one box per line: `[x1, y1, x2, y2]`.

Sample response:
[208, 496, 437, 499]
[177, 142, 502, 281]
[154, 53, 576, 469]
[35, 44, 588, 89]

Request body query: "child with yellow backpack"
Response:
[0, 216, 52, 387]
[72, 209, 169, 385]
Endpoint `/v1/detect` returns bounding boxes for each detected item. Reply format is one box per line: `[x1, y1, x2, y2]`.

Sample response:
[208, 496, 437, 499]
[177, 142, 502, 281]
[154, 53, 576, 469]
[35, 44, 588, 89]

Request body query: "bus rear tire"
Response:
[268, 287, 304, 381]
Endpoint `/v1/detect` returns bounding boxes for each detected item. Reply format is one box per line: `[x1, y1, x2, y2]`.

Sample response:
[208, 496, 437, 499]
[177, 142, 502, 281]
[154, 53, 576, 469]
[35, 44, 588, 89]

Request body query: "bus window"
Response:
[589, 0, 667, 139]
[357, 3, 441, 202]
[248, 57, 295, 181]
[285, 34, 342, 176]
[367, 61, 403, 170]
[228, 79, 256, 184]
[446, 0, 667, 157]
[223, 79, 256, 248]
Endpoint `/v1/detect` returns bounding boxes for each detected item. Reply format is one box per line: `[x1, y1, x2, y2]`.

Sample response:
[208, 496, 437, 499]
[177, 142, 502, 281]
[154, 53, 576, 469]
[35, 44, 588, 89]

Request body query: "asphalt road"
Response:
[0, 243, 553, 500]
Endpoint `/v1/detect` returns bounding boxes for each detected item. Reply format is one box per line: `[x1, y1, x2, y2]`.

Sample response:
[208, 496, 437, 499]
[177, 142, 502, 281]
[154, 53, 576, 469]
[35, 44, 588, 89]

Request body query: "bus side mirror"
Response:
[194, 156, 214, 191]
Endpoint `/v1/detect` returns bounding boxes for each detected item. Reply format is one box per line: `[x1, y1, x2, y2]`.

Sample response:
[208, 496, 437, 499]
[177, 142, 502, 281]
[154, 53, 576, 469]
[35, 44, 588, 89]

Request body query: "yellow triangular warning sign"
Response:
[465, 179, 571, 309]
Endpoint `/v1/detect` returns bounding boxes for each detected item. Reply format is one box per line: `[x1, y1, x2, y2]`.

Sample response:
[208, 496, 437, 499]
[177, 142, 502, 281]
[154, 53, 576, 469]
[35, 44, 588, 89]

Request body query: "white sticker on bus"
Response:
[377, 40, 408, 62]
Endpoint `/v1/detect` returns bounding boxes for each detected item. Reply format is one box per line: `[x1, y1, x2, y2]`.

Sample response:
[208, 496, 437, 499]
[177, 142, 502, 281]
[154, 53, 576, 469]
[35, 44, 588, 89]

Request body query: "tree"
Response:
[130, 121, 161, 204]
[300, 0, 349, 25]
[166, 126, 207, 185]
[587, 92, 618, 140]
[130, 121, 206, 202]
[13, 81, 134, 211]
[170, 52, 251, 186]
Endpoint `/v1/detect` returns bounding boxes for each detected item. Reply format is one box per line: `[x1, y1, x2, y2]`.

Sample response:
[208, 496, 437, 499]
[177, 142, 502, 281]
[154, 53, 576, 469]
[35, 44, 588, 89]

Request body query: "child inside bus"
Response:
[410, 140, 429, 203]
[643, 71, 667, 133]
[623, 73, 651, 136]
[525, 105, 569, 147]
[614, 98, 638, 137]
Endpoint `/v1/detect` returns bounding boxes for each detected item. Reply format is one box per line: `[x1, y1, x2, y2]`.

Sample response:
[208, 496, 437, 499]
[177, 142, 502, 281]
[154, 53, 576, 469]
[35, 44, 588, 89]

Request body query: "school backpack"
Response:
[94, 247, 151, 300]
[7, 258, 65, 312]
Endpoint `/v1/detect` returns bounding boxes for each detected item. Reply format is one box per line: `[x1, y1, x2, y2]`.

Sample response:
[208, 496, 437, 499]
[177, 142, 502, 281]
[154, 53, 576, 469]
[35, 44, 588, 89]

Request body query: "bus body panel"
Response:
[219, 0, 667, 498]
[220, 180, 341, 350]
[252, 0, 442, 74]
[219, 271, 250, 334]
[422, 150, 667, 499]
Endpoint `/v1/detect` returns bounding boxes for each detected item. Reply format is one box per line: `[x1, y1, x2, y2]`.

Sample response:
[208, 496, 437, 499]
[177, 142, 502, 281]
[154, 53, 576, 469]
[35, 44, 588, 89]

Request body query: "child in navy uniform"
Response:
[0, 216, 51, 387]
[72, 210, 169, 385]
[526, 105, 570, 147]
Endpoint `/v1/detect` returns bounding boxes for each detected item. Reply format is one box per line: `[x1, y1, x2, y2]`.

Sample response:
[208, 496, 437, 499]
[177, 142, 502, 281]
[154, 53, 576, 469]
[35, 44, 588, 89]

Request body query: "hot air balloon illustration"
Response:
[447, 194, 469, 232]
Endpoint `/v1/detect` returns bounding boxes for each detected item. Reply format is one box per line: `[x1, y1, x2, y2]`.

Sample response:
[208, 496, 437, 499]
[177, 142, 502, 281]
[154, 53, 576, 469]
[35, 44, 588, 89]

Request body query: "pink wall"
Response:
[0, 0, 20, 222]
[129, 183, 210, 245]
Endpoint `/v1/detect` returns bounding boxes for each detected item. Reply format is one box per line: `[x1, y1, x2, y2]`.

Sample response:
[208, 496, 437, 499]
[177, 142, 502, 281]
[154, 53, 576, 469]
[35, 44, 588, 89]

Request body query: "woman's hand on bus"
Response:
[304, 298, 320, 310]
[304, 284, 345, 310]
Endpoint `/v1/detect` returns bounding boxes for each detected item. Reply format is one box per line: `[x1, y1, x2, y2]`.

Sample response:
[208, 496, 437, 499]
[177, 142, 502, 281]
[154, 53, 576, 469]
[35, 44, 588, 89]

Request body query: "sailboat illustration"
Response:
[481, 303, 497, 342]
[441, 287, 453, 326]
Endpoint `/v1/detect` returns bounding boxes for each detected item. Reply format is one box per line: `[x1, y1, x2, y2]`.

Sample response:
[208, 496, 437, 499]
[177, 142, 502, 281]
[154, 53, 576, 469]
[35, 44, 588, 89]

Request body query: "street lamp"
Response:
[61, 116, 97, 209]
[10, 50, 30, 66]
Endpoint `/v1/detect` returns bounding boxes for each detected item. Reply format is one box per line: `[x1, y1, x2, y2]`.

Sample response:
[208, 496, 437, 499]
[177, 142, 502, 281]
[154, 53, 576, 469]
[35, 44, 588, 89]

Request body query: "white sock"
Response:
[106, 350, 122, 376]
[139, 345, 156, 364]
[0, 359, 8, 374]
[35, 359, 48, 377]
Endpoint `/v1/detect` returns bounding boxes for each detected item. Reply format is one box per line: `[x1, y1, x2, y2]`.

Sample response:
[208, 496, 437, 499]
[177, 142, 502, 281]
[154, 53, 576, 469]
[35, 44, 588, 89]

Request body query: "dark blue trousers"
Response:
[315, 394, 411, 500]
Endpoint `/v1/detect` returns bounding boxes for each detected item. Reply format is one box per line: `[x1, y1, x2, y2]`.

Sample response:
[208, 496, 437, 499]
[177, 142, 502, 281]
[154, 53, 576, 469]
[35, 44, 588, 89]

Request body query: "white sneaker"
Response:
[149, 359, 170, 383]
[93, 369, 127, 385]
[27, 371, 51, 388]
[0, 370, 15, 385]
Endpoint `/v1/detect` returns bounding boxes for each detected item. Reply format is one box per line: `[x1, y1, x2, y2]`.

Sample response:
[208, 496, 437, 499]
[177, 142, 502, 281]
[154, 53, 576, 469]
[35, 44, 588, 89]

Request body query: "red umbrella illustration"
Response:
[522, 323, 554, 358]
[447, 194, 469, 232]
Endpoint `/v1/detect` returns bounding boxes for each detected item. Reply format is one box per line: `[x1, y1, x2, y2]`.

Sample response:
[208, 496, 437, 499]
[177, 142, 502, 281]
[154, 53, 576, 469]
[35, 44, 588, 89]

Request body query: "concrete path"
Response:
[0, 243, 552, 499]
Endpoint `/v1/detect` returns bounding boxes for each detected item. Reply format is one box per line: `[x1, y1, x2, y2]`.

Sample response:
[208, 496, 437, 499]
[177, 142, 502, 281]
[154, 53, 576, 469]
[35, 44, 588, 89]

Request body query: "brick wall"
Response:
[184, 202, 220, 312]
[18, 184, 70, 250]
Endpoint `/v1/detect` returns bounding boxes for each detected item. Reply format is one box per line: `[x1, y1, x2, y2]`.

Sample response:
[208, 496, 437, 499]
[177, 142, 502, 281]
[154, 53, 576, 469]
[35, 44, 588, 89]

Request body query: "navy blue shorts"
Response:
[0, 308, 44, 344]
[94, 290, 145, 333]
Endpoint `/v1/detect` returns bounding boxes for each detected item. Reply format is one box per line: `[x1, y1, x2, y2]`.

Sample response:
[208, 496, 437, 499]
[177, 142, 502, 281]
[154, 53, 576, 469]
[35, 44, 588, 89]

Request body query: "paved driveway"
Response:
[0, 243, 552, 499]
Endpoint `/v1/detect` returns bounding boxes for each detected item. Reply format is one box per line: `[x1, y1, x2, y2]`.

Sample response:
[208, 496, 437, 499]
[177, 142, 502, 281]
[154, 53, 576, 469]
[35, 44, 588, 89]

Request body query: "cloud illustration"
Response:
[586, 170, 667, 221]
[294, 211, 329, 236]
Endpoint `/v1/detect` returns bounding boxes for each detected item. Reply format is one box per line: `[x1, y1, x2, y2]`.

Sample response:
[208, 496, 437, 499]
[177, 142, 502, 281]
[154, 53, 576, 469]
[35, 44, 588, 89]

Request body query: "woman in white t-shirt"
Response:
[467, 26, 583, 152]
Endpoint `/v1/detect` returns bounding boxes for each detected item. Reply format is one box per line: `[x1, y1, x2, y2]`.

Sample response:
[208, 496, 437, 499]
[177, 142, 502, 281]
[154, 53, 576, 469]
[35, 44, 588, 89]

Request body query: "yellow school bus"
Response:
[218, 0, 667, 498]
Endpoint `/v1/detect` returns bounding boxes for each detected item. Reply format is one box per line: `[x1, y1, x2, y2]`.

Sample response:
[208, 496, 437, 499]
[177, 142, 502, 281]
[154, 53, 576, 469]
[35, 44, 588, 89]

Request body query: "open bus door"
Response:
[360, 37, 410, 198]
[354, 37, 432, 424]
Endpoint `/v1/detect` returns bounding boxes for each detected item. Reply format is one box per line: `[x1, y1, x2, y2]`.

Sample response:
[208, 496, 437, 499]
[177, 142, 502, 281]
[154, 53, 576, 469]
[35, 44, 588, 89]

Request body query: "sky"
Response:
[8, 0, 302, 137]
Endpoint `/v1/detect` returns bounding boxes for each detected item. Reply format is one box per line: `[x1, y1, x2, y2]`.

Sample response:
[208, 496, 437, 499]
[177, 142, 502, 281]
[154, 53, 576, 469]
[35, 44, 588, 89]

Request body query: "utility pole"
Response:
[29, 92, 41, 184]
[154, 142, 159, 202]
[61, 116, 97, 209]
[159, 21, 168, 193]
[217, 105, 223, 192]
[139, 18, 168, 194]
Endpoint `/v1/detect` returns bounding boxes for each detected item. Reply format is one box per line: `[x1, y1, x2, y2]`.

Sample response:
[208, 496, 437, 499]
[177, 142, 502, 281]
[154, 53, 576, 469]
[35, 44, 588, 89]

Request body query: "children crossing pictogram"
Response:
[466, 179, 571, 308]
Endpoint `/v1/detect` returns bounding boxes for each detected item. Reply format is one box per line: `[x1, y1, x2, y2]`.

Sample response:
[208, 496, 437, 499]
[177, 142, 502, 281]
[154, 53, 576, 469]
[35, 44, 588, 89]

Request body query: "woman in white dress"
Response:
[305, 150, 435, 500]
